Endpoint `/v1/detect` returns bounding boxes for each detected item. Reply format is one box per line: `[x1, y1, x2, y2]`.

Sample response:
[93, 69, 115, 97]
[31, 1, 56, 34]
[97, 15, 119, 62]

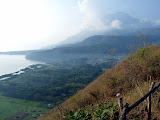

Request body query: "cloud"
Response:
[78, 0, 88, 12]
[69, 0, 123, 38]
[139, 18, 149, 23]
[110, 20, 122, 29]
[75, 0, 122, 33]
[154, 20, 160, 25]
[76, 0, 108, 31]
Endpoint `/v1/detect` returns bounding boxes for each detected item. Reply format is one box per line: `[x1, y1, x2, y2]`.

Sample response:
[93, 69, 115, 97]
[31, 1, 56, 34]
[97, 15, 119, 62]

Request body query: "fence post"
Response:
[119, 103, 129, 120]
[148, 82, 155, 120]
[119, 82, 160, 120]
[118, 97, 123, 113]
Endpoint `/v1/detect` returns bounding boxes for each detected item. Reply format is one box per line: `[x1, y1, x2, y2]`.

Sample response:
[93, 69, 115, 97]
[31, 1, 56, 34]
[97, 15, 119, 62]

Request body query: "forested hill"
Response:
[26, 35, 160, 63]
[39, 46, 160, 120]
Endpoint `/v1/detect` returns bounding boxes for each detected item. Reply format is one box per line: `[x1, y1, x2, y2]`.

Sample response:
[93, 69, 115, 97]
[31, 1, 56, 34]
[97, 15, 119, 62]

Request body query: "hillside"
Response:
[127, 28, 160, 36]
[39, 46, 160, 120]
[26, 35, 160, 63]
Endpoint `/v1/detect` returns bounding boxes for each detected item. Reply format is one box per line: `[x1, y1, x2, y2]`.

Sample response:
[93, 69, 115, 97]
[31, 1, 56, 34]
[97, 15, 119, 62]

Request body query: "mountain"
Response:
[38, 46, 160, 120]
[103, 12, 139, 24]
[103, 12, 153, 29]
[45, 12, 154, 49]
[26, 35, 130, 63]
[26, 34, 160, 63]
[127, 27, 160, 36]
[55, 30, 101, 47]
[25, 13, 160, 63]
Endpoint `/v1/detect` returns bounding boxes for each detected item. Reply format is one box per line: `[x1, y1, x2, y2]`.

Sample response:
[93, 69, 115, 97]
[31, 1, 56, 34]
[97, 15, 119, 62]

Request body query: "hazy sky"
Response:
[0, 0, 160, 51]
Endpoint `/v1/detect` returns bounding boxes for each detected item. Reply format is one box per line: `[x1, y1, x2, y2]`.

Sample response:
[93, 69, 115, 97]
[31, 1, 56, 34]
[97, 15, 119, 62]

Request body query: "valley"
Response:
[0, 57, 120, 119]
[1, 28, 160, 119]
[0, 5, 160, 119]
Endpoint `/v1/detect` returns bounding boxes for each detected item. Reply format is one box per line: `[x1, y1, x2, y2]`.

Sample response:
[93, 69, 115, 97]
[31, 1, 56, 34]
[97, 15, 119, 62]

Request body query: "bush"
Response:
[64, 102, 119, 120]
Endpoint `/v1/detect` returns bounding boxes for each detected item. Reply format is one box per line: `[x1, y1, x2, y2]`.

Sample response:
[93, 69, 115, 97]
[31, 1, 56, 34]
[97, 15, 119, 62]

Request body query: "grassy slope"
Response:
[39, 46, 160, 120]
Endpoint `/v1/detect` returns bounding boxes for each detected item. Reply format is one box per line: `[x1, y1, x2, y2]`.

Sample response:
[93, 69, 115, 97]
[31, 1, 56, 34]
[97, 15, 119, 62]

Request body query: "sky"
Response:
[0, 0, 160, 51]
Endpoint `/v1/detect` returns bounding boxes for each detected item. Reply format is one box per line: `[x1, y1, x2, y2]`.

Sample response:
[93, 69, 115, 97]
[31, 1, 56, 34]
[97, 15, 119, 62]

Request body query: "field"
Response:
[0, 94, 51, 120]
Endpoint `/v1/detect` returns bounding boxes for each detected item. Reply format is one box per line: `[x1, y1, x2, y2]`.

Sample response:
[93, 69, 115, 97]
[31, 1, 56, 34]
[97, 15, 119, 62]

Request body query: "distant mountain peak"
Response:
[44, 12, 157, 49]
[103, 12, 141, 29]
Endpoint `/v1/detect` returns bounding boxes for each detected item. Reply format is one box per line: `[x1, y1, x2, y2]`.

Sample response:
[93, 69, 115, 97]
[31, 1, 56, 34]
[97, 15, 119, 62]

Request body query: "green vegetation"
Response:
[64, 110, 91, 120]
[0, 94, 50, 120]
[64, 102, 119, 120]
[93, 103, 118, 120]
[0, 58, 117, 116]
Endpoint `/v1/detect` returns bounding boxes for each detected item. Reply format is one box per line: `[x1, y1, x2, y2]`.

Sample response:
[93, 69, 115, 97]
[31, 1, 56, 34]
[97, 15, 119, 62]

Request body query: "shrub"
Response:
[64, 102, 119, 120]
[64, 109, 91, 120]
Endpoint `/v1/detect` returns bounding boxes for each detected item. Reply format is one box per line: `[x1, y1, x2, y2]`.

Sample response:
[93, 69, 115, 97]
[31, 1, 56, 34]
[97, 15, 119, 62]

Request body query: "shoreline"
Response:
[0, 64, 44, 81]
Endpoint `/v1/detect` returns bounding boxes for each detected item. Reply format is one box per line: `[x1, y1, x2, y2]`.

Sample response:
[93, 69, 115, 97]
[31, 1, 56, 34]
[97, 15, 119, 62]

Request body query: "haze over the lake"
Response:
[0, 0, 160, 51]
[0, 55, 43, 76]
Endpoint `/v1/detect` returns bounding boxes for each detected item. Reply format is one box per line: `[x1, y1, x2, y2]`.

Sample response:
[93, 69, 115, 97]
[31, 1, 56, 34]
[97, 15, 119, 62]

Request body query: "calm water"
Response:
[0, 55, 43, 76]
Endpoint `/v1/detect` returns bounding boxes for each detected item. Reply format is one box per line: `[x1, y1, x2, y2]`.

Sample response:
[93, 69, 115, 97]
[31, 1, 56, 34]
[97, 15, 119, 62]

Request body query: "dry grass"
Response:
[38, 46, 160, 120]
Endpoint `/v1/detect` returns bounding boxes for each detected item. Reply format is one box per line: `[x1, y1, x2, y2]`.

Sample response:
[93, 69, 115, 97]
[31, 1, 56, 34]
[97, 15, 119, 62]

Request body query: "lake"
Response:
[0, 55, 43, 76]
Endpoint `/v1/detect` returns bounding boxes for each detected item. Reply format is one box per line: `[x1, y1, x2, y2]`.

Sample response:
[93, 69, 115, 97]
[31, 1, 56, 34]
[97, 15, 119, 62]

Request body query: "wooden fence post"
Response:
[119, 103, 129, 120]
[118, 97, 123, 113]
[148, 82, 155, 120]
[118, 82, 160, 120]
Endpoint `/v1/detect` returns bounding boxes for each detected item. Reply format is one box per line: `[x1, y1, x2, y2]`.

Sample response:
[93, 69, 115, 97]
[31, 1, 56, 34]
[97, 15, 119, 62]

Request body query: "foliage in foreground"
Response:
[64, 103, 119, 120]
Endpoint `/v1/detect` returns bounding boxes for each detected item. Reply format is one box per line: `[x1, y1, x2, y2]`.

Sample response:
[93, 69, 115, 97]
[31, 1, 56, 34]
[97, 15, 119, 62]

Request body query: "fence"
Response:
[118, 82, 160, 120]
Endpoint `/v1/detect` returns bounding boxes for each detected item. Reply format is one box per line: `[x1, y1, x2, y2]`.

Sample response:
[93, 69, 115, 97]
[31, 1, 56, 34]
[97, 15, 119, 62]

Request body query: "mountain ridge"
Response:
[44, 12, 155, 49]
[26, 34, 160, 63]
